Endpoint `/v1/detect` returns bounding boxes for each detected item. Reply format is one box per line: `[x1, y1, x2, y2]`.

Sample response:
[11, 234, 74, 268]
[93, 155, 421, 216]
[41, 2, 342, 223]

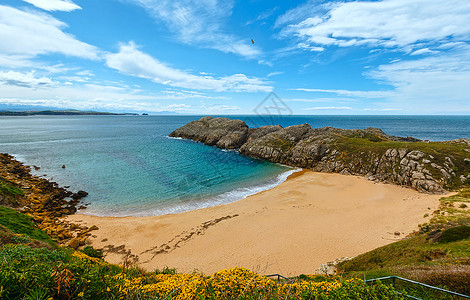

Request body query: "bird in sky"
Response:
[251, 39, 255, 44]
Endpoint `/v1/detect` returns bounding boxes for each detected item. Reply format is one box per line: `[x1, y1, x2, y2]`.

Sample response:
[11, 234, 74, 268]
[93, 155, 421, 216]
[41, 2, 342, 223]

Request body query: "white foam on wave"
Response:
[10, 153, 26, 163]
[83, 167, 302, 217]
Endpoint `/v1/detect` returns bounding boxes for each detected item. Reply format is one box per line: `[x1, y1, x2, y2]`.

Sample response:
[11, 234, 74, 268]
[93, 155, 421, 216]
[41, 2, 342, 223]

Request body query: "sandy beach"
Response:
[67, 170, 443, 276]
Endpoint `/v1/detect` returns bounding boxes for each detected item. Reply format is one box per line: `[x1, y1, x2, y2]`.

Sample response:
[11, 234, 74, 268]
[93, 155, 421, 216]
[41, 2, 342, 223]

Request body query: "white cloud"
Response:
[363, 108, 401, 111]
[245, 7, 278, 25]
[282, 0, 470, 52]
[0, 71, 230, 113]
[125, 0, 260, 58]
[366, 46, 470, 112]
[292, 88, 394, 98]
[297, 43, 324, 52]
[275, 0, 332, 28]
[105, 42, 272, 92]
[0, 5, 99, 64]
[204, 104, 240, 112]
[294, 45, 470, 113]
[267, 71, 284, 77]
[304, 106, 352, 110]
[258, 60, 273, 67]
[23, 0, 81, 12]
[161, 89, 227, 100]
[285, 97, 353, 103]
[410, 48, 440, 56]
[0, 71, 54, 88]
[165, 103, 192, 111]
[76, 70, 95, 77]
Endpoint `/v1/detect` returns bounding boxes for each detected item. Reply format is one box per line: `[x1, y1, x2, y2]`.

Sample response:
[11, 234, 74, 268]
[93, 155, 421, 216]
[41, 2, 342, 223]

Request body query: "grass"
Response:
[439, 226, 470, 243]
[426, 189, 470, 226]
[0, 206, 52, 243]
[0, 178, 25, 206]
[267, 137, 294, 152]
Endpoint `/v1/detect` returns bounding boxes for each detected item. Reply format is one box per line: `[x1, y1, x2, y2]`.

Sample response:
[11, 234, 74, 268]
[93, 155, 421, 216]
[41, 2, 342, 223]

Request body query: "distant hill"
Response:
[0, 110, 139, 116]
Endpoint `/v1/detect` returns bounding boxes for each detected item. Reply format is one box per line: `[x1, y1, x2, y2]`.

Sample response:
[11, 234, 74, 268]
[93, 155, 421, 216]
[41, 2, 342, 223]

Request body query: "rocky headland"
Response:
[170, 116, 470, 193]
[0, 153, 96, 248]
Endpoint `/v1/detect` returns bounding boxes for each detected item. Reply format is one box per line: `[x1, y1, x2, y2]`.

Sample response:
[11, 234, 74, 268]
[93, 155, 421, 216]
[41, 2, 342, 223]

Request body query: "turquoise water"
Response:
[0, 116, 293, 216]
[0, 115, 469, 216]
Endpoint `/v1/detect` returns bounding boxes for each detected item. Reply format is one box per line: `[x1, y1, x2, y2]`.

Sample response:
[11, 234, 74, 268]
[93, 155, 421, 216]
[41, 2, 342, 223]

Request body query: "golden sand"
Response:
[67, 170, 442, 275]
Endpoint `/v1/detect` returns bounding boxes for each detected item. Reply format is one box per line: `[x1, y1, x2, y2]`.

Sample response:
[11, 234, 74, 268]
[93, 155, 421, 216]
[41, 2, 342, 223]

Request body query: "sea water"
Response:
[0, 115, 468, 216]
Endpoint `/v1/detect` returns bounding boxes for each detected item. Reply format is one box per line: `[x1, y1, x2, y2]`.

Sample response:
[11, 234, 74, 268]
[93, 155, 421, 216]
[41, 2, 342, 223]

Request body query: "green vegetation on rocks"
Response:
[0, 178, 24, 206]
[0, 206, 52, 244]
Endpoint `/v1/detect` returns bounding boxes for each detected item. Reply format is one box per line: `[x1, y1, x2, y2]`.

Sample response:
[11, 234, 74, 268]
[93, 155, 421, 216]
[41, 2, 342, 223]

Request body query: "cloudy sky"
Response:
[1, 0, 469, 114]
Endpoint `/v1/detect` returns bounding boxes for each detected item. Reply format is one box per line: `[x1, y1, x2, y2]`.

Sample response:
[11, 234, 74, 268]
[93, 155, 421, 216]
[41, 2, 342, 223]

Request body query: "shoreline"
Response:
[81, 167, 300, 217]
[67, 170, 443, 275]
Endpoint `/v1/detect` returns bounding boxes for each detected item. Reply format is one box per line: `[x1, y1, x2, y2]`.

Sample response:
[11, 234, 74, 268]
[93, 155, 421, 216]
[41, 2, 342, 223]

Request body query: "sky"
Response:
[1, 0, 469, 115]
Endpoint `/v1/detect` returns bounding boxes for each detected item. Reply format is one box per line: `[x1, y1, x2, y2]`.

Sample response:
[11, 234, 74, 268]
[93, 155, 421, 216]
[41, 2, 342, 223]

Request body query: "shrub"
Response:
[438, 225, 470, 243]
[82, 245, 103, 259]
[155, 266, 177, 275]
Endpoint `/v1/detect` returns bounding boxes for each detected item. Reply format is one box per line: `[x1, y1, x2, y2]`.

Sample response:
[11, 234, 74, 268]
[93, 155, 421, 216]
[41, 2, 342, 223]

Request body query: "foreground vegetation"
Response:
[338, 189, 470, 297]
[0, 207, 406, 299]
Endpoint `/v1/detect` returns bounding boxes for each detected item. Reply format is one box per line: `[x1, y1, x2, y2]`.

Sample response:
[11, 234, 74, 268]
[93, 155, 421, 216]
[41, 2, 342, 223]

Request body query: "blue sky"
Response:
[1, 0, 469, 114]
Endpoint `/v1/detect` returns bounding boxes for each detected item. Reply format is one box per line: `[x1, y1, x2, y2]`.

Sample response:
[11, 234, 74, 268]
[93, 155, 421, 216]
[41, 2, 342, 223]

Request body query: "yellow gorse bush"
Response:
[72, 251, 106, 265]
[110, 267, 348, 299]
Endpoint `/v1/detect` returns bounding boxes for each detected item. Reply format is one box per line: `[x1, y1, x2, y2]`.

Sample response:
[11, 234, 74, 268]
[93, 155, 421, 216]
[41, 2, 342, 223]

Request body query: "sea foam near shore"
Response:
[83, 168, 300, 217]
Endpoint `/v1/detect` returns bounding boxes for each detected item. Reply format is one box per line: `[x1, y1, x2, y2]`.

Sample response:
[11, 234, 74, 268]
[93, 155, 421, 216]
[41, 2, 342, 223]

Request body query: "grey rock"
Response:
[398, 148, 408, 159]
[441, 169, 451, 179]
[445, 157, 455, 167]
[407, 150, 425, 160]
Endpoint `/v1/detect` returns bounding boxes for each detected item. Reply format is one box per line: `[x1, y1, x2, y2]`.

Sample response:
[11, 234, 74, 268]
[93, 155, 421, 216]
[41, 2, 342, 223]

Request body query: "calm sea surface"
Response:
[0, 115, 468, 216]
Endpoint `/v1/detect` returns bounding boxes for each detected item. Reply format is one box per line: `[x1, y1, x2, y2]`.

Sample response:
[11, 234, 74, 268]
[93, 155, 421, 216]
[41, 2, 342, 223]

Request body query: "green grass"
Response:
[0, 178, 25, 206]
[427, 189, 470, 225]
[267, 137, 294, 152]
[439, 226, 470, 243]
[0, 206, 52, 243]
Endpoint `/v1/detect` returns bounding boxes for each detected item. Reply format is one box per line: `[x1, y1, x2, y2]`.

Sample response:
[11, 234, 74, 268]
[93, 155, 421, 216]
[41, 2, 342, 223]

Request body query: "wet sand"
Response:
[67, 170, 442, 276]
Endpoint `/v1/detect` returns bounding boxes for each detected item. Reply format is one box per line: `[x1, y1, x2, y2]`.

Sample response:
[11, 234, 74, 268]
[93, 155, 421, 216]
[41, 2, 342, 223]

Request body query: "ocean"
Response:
[0, 115, 469, 216]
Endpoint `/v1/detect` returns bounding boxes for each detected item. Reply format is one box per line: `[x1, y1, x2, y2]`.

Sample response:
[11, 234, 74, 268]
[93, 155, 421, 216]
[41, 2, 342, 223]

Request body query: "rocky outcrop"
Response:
[0, 153, 95, 246]
[169, 116, 250, 149]
[170, 117, 470, 194]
